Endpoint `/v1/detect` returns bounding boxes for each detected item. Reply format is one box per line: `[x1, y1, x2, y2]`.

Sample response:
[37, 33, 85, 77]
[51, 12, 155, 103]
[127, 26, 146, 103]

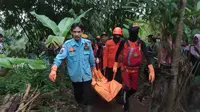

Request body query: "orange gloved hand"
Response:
[148, 64, 155, 83]
[113, 62, 118, 73]
[49, 65, 57, 82]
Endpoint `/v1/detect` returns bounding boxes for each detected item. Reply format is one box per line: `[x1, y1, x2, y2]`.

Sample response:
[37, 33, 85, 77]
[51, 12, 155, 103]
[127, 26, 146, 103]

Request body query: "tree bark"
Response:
[166, 0, 186, 112]
[59, 61, 66, 96]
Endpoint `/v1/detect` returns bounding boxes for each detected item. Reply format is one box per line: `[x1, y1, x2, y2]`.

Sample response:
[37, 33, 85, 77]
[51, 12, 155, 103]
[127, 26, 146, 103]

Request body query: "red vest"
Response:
[122, 40, 142, 67]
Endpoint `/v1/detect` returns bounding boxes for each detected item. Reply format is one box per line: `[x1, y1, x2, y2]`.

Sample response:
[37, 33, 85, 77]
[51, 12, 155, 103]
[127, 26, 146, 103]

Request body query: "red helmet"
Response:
[113, 27, 122, 35]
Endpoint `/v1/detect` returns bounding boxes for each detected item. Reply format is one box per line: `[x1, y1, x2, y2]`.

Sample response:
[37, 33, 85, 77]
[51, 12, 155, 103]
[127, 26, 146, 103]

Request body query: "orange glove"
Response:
[113, 62, 118, 73]
[49, 65, 57, 82]
[148, 64, 155, 83]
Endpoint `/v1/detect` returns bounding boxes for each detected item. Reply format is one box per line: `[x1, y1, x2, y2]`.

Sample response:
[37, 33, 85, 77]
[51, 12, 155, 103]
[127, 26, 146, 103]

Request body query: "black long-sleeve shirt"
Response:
[96, 44, 104, 58]
[115, 39, 151, 65]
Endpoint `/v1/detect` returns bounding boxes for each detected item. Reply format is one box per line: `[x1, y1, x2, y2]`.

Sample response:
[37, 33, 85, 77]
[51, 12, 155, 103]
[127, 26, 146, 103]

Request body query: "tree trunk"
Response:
[59, 62, 66, 96]
[166, 0, 186, 112]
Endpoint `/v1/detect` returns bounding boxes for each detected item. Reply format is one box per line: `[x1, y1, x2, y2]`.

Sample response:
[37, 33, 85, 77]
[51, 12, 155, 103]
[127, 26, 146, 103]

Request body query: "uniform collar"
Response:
[72, 38, 85, 46]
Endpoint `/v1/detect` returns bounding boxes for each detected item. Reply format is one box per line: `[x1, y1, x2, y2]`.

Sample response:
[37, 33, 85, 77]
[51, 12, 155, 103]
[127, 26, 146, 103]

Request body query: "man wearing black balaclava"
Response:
[128, 24, 139, 42]
[113, 23, 155, 112]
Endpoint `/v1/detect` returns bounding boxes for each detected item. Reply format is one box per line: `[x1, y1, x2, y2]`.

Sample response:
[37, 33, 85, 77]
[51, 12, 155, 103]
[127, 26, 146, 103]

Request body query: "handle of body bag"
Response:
[112, 72, 116, 80]
[96, 62, 99, 70]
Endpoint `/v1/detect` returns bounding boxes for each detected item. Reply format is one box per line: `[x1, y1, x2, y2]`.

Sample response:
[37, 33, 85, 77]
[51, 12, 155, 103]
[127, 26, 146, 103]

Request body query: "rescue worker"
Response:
[96, 35, 101, 47]
[90, 39, 98, 58]
[113, 24, 155, 112]
[49, 23, 98, 112]
[96, 32, 109, 72]
[101, 32, 109, 43]
[147, 35, 158, 68]
[103, 27, 122, 83]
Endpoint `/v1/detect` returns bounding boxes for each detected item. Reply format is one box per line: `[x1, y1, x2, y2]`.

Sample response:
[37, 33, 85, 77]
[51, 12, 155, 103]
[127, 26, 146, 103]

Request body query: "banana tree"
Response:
[30, 8, 92, 50]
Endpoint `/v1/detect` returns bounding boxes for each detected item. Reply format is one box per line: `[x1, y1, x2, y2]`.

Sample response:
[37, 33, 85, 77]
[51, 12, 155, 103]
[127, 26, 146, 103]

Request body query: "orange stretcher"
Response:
[92, 70, 122, 102]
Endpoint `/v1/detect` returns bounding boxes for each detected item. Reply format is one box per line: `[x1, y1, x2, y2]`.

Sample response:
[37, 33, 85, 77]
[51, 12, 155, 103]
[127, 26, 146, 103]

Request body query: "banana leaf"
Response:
[58, 17, 74, 37]
[122, 28, 129, 38]
[30, 11, 60, 36]
[197, 1, 200, 11]
[73, 8, 92, 23]
[0, 54, 46, 69]
[45, 35, 65, 48]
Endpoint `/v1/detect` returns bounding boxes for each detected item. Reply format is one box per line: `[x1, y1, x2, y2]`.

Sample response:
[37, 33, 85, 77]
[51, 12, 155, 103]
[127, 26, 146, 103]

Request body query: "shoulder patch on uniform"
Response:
[82, 39, 91, 46]
[83, 38, 91, 43]
[59, 46, 65, 54]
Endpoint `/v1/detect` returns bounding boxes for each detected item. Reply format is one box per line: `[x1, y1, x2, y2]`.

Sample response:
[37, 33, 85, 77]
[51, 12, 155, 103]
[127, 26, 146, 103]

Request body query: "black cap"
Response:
[101, 32, 108, 37]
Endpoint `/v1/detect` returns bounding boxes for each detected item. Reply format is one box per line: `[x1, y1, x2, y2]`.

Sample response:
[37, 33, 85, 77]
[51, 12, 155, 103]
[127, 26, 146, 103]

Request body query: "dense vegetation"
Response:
[0, 0, 200, 111]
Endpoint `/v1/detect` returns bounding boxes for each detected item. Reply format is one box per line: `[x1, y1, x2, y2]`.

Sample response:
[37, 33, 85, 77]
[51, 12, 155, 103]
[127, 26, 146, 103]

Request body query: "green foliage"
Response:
[122, 19, 159, 40]
[45, 35, 65, 49]
[1, 28, 28, 57]
[31, 8, 92, 49]
[197, 1, 200, 11]
[122, 28, 129, 38]
[0, 65, 54, 94]
[0, 0, 151, 49]
[30, 11, 60, 36]
[0, 63, 72, 95]
[0, 54, 46, 69]
[57, 17, 74, 37]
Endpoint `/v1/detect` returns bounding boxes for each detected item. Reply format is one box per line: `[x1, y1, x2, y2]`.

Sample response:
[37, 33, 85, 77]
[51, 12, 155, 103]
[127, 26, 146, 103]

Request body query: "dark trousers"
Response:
[72, 80, 93, 105]
[123, 89, 136, 111]
[105, 67, 122, 83]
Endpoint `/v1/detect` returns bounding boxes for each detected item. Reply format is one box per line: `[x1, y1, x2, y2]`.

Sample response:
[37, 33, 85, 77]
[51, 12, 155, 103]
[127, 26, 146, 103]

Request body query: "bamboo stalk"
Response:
[16, 83, 31, 112]
[16, 93, 40, 112]
[27, 86, 39, 111]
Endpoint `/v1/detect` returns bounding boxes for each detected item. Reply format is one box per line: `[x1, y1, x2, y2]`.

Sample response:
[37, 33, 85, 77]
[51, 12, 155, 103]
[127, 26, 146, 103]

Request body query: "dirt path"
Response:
[92, 93, 124, 112]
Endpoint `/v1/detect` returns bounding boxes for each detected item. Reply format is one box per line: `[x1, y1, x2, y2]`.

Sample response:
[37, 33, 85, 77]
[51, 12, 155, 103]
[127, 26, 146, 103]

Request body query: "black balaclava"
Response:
[129, 26, 139, 42]
[113, 35, 121, 44]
